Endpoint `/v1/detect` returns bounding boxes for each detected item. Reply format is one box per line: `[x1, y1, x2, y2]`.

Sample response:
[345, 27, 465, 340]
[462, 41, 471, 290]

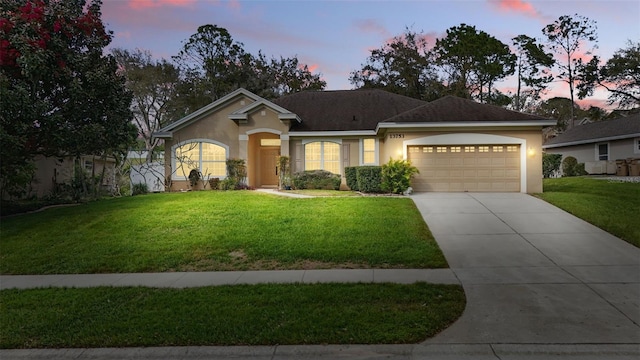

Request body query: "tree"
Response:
[577, 40, 640, 109]
[532, 97, 585, 131]
[112, 48, 179, 162]
[349, 28, 443, 101]
[0, 0, 136, 198]
[542, 14, 598, 124]
[432, 24, 516, 103]
[511, 35, 555, 111]
[170, 24, 325, 117]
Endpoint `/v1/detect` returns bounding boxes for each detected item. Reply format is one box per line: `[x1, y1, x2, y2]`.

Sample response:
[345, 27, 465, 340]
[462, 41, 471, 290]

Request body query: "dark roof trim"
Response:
[543, 133, 640, 149]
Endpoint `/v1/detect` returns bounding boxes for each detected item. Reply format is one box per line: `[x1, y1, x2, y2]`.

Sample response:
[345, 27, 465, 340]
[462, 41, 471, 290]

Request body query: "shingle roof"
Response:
[383, 95, 549, 123]
[272, 89, 427, 131]
[543, 114, 640, 148]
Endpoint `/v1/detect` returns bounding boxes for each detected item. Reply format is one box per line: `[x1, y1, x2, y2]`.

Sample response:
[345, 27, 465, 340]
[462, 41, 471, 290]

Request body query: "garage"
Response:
[408, 144, 520, 192]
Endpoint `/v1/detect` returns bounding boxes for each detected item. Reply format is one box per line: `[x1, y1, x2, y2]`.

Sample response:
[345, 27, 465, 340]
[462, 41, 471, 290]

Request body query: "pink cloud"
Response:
[488, 0, 542, 19]
[127, 0, 197, 10]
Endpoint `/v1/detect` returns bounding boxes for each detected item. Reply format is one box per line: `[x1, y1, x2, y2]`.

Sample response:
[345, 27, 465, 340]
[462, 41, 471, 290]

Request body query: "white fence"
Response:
[130, 162, 165, 193]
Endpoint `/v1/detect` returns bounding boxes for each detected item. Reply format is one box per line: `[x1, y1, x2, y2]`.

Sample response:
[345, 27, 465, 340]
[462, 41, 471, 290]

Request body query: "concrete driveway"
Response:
[411, 192, 640, 345]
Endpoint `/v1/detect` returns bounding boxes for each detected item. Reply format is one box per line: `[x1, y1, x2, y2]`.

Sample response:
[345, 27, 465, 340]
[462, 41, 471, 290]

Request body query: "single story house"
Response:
[154, 88, 555, 193]
[542, 115, 640, 175]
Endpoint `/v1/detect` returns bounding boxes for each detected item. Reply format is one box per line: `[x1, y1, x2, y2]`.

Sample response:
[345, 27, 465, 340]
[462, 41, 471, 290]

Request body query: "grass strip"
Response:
[0, 191, 446, 274]
[0, 283, 465, 348]
[537, 177, 639, 247]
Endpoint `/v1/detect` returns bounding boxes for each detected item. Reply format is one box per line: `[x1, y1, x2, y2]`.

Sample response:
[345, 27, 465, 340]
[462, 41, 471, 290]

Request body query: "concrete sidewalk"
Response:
[1, 192, 639, 359]
[0, 268, 458, 289]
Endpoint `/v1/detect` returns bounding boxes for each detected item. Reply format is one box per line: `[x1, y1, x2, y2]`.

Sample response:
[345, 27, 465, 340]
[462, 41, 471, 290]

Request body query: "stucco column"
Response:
[238, 134, 250, 186]
[280, 134, 290, 157]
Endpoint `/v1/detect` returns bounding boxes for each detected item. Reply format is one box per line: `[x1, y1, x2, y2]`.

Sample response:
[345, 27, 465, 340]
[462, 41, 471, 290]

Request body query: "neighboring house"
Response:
[543, 115, 640, 175]
[153, 88, 555, 193]
[28, 155, 116, 198]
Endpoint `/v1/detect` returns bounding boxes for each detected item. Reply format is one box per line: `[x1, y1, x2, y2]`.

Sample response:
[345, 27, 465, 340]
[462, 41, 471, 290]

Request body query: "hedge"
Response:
[356, 166, 382, 193]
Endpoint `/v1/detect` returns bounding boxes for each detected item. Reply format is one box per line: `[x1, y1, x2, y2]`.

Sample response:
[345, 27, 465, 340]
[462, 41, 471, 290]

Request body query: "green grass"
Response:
[0, 191, 446, 274]
[537, 177, 640, 247]
[0, 283, 465, 348]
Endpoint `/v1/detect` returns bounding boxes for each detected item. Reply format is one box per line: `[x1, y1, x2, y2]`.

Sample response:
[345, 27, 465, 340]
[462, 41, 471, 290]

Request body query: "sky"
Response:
[101, 0, 640, 111]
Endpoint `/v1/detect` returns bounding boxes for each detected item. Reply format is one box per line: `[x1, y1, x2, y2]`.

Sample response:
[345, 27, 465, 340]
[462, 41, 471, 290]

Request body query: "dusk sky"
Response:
[102, 0, 640, 111]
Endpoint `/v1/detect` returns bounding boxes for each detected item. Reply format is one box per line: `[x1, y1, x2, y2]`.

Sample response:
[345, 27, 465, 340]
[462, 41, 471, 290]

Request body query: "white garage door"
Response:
[408, 145, 520, 192]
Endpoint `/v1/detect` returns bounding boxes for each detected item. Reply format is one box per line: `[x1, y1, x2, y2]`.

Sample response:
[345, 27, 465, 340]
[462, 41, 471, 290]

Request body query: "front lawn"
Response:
[537, 177, 640, 247]
[0, 283, 465, 348]
[0, 191, 446, 274]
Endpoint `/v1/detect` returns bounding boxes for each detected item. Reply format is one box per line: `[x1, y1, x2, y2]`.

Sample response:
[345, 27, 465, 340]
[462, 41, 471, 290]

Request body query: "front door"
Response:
[260, 148, 280, 187]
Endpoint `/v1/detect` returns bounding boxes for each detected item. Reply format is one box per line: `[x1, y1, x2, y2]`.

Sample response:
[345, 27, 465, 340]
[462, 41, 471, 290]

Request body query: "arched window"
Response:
[174, 141, 227, 179]
[304, 141, 340, 174]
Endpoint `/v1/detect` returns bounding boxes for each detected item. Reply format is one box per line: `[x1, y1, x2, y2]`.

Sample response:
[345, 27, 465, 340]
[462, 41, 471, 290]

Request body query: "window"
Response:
[423, 146, 433, 153]
[260, 139, 281, 147]
[464, 146, 475, 153]
[84, 160, 93, 172]
[506, 145, 518, 152]
[635, 138, 640, 155]
[451, 146, 461, 153]
[409, 146, 419, 153]
[478, 146, 489, 153]
[493, 146, 503, 152]
[175, 142, 226, 179]
[597, 143, 609, 160]
[362, 138, 376, 164]
[436, 146, 447, 153]
[305, 141, 340, 174]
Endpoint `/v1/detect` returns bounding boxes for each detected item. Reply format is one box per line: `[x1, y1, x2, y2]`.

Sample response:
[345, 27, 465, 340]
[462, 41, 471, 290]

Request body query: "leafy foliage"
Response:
[381, 159, 419, 194]
[577, 40, 640, 109]
[349, 28, 443, 101]
[112, 48, 179, 162]
[542, 153, 562, 178]
[345, 166, 358, 191]
[292, 170, 341, 190]
[0, 0, 136, 198]
[561, 156, 587, 177]
[170, 24, 325, 117]
[542, 14, 598, 122]
[511, 35, 555, 111]
[433, 23, 516, 103]
[356, 166, 383, 193]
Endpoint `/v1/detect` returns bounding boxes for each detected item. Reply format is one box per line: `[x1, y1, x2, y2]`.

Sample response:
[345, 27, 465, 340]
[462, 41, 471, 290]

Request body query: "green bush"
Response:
[562, 156, 586, 177]
[356, 166, 382, 193]
[292, 170, 341, 190]
[208, 178, 220, 190]
[222, 159, 247, 190]
[131, 182, 148, 195]
[381, 159, 419, 194]
[543, 153, 562, 178]
[345, 167, 358, 191]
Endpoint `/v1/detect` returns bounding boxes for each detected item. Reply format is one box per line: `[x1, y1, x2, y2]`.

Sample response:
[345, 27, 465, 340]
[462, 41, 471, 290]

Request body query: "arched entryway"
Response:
[248, 131, 281, 188]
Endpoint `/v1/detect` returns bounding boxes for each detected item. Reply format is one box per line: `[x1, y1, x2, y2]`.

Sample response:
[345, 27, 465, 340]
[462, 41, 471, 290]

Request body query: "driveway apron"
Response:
[412, 192, 640, 344]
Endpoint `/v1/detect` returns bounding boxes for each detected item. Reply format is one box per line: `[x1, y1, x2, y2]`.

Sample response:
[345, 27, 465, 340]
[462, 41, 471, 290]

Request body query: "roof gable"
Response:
[543, 114, 640, 148]
[384, 95, 549, 123]
[229, 99, 301, 124]
[155, 88, 262, 137]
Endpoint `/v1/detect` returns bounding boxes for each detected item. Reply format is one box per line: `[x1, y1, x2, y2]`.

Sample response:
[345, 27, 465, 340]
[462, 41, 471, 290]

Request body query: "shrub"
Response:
[219, 178, 236, 190]
[292, 170, 341, 190]
[278, 156, 291, 190]
[356, 166, 382, 193]
[131, 182, 148, 195]
[543, 153, 562, 178]
[381, 159, 419, 194]
[562, 156, 586, 177]
[345, 166, 358, 191]
[208, 178, 220, 190]
[188, 169, 201, 188]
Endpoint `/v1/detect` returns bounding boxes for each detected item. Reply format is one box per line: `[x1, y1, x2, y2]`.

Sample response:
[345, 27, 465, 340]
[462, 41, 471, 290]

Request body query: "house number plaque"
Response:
[388, 134, 405, 139]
